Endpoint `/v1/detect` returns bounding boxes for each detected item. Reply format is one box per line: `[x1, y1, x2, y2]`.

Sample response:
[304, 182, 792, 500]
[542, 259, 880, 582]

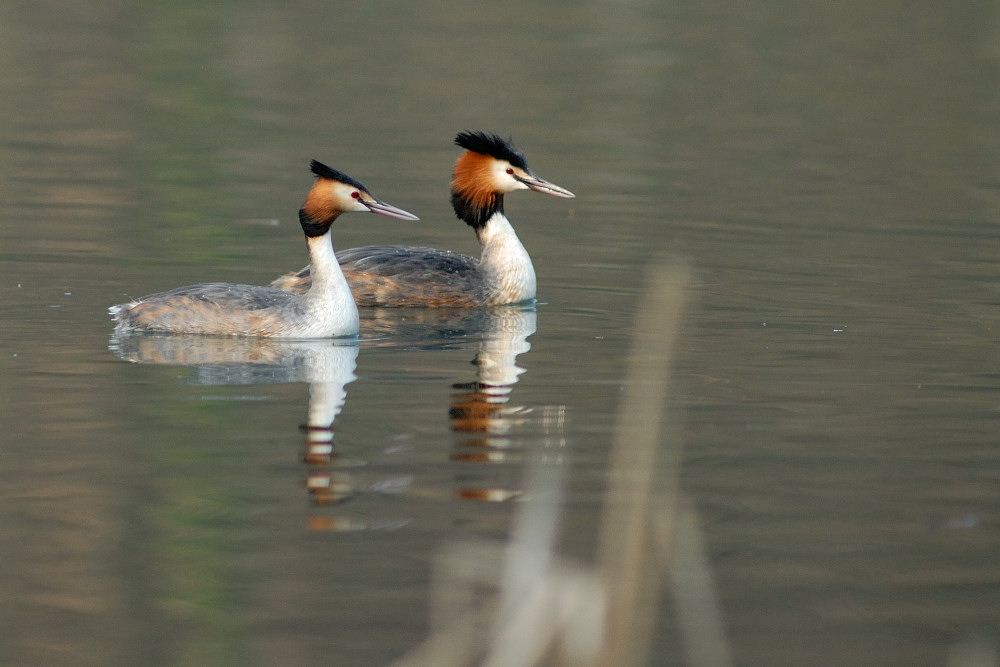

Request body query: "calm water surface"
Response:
[1, 2, 999, 665]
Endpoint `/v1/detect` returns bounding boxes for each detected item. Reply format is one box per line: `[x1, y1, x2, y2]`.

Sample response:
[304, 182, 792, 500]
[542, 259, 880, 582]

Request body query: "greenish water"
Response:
[2, 2, 999, 665]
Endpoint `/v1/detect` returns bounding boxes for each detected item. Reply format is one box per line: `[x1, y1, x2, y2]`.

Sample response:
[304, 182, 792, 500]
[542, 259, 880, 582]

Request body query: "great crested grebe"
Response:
[270, 131, 575, 307]
[110, 161, 419, 338]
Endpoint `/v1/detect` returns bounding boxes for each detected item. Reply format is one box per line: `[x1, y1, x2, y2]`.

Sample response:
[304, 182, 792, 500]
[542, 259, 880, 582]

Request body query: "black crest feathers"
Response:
[454, 131, 528, 170]
[309, 160, 371, 193]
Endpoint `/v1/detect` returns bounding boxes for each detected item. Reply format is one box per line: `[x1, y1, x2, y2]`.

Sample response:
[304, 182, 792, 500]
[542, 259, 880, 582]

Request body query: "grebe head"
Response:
[451, 131, 574, 229]
[453, 131, 575, 198]
[301, 159, 418, 235]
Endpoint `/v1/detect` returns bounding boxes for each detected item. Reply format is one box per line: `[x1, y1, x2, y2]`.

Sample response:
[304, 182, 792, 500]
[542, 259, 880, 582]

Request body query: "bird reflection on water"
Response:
[444, 307, 567, 502]
[108, 304, 557, 528]
[365, 305, 564, 503]
[109, 332, 374, 529]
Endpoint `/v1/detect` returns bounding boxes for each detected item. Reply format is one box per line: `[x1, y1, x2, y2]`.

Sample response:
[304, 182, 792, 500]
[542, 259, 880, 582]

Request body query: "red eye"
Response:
[351, 191, 360, 199]
[506, 168, 514, 175]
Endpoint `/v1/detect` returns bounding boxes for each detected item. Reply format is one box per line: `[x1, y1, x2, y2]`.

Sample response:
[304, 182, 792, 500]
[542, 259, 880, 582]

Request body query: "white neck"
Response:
[303, 231, 359, 335]
[476, 212, 536, 303]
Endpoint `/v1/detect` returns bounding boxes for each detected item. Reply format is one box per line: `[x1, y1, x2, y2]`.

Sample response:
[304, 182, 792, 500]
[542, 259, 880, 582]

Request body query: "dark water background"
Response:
[1, 2, 998, 665]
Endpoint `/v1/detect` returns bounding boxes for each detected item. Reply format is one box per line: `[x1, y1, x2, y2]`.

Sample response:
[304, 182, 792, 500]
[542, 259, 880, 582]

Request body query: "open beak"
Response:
[517, 173, 575, 198]
[362, 199, 420, 221]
